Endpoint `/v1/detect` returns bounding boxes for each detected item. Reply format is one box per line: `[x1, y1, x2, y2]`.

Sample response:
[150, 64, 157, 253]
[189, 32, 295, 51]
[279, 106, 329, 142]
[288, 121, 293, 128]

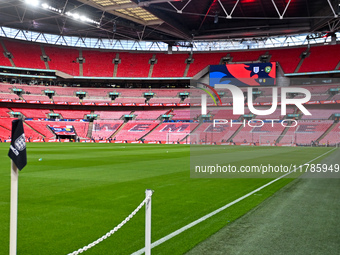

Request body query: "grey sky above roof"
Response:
[0, 0, 339, 43]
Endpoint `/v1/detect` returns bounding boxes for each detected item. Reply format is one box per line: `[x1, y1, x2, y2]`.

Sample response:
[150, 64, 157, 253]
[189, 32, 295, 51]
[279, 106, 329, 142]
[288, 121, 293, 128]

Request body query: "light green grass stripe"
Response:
[132, 147, 337, 255]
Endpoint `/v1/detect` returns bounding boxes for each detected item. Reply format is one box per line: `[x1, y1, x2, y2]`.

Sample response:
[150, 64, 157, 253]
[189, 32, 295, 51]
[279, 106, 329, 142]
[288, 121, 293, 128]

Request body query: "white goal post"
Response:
[166, 132, 191, 144]
[259, 135, 295, 146]
[187, 132, 200, 145]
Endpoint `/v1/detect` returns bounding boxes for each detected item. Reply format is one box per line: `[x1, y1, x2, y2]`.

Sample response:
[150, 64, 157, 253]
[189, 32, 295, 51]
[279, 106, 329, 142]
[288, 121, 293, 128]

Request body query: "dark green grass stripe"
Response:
[0, 144, 333, 255]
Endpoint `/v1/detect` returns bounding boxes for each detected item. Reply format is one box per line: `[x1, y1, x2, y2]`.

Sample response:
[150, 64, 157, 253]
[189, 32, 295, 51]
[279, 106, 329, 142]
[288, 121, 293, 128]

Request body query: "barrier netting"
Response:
[67, 192, 153, 255]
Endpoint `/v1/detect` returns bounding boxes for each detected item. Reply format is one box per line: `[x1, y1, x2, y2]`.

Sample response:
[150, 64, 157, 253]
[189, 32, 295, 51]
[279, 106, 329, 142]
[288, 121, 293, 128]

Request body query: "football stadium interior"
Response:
[0, 0, 340, 254]
[1, 40, 340, 145]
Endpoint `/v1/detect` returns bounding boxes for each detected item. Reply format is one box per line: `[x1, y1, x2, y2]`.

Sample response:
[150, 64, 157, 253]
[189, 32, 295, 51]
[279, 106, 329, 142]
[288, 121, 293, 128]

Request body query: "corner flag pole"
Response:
[10, 161, 19, 255]
[8, 119, 27, 255]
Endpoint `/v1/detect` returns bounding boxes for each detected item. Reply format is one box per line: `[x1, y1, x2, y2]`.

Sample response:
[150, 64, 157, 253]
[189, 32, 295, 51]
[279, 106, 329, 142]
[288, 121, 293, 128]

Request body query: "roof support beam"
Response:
[104, 0, 181, 11]
[326, 0, 338, 18]
[167, 0, 192, 14]
[270, 0, 292, 19]
[15, 5, 27, 23]
[218, 0, 240, 19]
[61, 0, 69, 15]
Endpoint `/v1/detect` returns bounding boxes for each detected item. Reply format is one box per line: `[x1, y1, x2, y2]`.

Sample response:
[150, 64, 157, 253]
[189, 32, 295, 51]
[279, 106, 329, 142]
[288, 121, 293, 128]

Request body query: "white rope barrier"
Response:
[67, 191, 153, 255]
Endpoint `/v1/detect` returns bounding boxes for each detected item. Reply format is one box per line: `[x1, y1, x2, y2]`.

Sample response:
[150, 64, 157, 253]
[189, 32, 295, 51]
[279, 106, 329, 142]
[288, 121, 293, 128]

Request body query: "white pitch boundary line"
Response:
[131, 147, 337, 255]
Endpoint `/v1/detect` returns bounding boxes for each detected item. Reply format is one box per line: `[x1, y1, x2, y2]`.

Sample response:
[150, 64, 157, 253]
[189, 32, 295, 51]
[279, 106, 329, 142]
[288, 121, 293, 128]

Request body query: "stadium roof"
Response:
[0, 0, 339, 44]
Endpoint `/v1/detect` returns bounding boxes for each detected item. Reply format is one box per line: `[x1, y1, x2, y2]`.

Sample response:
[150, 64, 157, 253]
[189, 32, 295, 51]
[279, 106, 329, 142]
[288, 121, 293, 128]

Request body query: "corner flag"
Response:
[8, 119, 27, 170]
[8, 119, 27, 255]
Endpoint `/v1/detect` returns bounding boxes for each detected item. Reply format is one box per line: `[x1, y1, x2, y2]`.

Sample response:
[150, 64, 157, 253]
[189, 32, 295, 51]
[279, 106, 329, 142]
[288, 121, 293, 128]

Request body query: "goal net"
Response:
[166, 132, 191, 144]
[187, 132, 200, 145]
[259, 135, 295, 146]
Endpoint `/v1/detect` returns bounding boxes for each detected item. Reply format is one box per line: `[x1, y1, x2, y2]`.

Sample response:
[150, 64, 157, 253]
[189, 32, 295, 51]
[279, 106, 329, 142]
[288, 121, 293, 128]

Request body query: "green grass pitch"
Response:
[0, 143, 333, 255]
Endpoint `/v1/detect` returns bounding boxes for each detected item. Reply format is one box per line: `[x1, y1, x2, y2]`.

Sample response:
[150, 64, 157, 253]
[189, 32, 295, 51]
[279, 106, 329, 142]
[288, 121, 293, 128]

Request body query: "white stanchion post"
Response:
[10, 161, 18, 255]
[145, 189, 153, 255]
[201, 94, 207, 115]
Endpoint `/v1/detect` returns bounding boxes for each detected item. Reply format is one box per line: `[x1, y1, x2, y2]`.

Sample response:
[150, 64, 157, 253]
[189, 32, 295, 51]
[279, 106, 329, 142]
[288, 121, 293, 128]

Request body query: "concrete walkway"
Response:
[186, 150, 340, 255]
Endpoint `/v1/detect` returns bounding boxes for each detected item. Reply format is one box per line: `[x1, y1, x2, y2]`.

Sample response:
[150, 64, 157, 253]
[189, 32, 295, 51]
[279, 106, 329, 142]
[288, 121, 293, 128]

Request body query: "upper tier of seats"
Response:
[270, 47, 305, 73]
[82, 50, 115, 77]
[152, 53, 188, 77]
[44, 46, 79, 76]
[1, 39, 339, 77]
[186, 52, 225, 77]
[299, 45, 340, 73]
[3, 40, 45, 69]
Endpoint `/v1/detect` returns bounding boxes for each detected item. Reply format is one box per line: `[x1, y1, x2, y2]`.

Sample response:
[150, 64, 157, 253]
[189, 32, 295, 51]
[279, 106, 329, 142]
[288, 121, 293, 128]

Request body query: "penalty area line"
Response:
[131, 147, 337, 255]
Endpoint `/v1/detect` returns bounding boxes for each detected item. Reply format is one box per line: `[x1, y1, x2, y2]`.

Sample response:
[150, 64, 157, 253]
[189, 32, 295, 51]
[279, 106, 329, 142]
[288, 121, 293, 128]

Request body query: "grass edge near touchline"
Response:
[133, 147, 337, 255]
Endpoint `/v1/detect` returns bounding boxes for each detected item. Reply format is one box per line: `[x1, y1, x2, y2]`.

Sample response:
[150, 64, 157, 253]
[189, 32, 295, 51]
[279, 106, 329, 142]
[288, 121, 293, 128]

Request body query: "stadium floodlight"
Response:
[73, 13, 80, 20]
[25, 0, 97, 24]
[25, 0, 39, 6]
[65, 11, 100, 26]
[40, 3, 62, 13]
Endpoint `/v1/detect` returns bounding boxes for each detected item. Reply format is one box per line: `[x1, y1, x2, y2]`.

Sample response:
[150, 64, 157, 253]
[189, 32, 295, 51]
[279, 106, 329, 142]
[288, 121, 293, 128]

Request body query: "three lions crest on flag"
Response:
[8, 119, 27, 170]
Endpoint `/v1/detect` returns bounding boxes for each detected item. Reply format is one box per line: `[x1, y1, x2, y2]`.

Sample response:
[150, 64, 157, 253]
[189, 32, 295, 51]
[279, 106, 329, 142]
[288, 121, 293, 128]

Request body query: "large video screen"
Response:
[210, 62, 276, 87]
[49, 125, 76, 136]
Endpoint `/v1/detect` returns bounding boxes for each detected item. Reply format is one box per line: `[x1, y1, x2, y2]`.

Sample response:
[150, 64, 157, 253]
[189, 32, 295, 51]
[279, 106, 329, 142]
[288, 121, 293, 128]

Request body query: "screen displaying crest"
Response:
[49, 125, 76, 135]
[210, 62, 276, 87]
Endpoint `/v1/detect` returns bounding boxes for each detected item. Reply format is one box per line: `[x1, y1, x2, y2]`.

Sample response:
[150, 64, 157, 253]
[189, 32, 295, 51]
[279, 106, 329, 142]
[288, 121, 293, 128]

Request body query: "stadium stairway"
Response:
[276, 113, 298, 142]
[113, 53, 120, 77]
[277, 108, 300, 143]
[326, 94, 335, 100]
[148, 54, 156, 77]
[41, 45, 50, 69]
[335, 60, 340, 70]
[316, 121, 338, 143]
[294, 48, 310, 73]
[140, 121, 164, 140]
[85, 110, 95, 138]
[227, 124, 244, 142]
[182, 122, 203, 142]
[110, 122, 127, 138]
[276, 123, 291, 143]
[183, 55, 193, 77]
[78, 49, 83, 76]
[87, 121, 94, 138]
[0, 39, 15, 67]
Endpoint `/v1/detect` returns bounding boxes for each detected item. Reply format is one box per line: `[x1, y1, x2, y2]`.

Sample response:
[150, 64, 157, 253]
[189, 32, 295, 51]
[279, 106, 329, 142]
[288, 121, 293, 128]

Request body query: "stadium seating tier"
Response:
[0, 40, 339, 77]
[4, 40, 45, 69]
